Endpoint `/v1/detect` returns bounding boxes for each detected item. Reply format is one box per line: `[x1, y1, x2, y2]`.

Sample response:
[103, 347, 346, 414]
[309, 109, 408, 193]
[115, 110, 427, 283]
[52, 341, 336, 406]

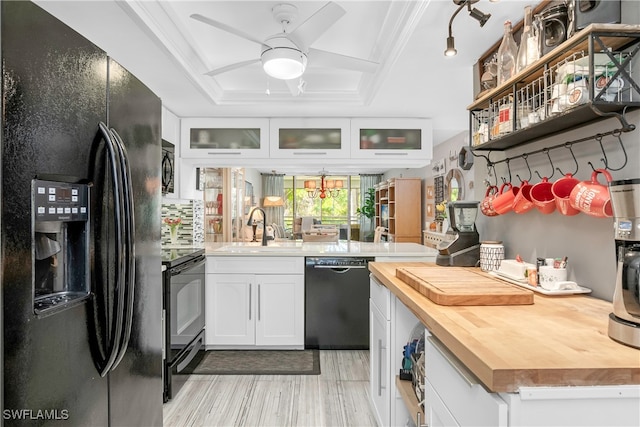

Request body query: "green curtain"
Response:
[262, 173, 285, 229]
[360, 174, 382, 241]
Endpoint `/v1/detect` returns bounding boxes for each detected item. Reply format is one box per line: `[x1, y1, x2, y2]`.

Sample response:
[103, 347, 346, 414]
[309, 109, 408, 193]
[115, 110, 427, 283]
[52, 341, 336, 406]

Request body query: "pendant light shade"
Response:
[304, 174, 343, 199]
[263, 196, 284, 207]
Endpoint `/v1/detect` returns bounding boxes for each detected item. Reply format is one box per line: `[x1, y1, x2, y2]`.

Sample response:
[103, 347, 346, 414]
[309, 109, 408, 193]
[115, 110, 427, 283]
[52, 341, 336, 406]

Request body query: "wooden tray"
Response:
[396, 266, 534, 306]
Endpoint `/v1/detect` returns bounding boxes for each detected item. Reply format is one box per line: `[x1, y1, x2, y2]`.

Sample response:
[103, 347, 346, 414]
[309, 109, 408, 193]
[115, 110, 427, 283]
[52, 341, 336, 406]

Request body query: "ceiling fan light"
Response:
[262, 47, 307, 80]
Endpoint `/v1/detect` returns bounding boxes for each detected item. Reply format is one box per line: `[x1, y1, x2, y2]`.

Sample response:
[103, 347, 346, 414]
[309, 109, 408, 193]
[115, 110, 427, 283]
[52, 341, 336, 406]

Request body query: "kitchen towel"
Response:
[180, 349, 321, 375]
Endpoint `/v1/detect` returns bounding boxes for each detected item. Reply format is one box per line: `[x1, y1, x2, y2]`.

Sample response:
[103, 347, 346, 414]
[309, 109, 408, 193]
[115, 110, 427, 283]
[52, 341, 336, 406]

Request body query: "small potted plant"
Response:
[356, 188, 376, 241]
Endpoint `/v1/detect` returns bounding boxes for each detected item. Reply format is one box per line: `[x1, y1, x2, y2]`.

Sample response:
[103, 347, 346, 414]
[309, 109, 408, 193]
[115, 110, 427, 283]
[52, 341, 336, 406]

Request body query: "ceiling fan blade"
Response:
[190, 14, 267, 47]
[288, 2, 345, 50]
[284, 78, 303, 97]
[308, 48, 378, 73]
[204, 58, 261, 76]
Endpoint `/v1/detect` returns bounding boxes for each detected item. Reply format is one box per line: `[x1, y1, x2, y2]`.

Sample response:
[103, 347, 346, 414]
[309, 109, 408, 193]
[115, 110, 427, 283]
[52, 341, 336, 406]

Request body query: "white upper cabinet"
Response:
[162, 106, 180, 144]
[269, 118, 350, 159]
[181, 118, 269, 159]
[350, 118, 433, 164]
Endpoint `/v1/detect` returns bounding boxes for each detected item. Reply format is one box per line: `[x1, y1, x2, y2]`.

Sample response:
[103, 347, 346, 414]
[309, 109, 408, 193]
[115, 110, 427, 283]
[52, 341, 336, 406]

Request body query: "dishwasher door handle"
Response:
[312, 265, 367, 272]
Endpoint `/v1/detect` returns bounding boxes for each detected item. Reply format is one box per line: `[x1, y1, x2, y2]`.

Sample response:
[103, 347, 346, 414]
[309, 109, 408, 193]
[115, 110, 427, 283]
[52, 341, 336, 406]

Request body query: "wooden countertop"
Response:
[369, 262, 640, 393]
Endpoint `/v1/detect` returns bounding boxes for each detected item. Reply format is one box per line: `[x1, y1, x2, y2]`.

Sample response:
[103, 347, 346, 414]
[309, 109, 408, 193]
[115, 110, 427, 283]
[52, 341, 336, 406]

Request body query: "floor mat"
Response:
[180, 349, 321, 375]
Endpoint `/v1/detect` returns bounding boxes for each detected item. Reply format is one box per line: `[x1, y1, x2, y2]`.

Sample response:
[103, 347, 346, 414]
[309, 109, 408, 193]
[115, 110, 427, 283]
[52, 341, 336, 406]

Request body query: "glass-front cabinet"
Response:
[202, 167, 246, 243]
[350, 118, 433, 160]
[269, 118, 350, 158]
[181, 118, 269, 159]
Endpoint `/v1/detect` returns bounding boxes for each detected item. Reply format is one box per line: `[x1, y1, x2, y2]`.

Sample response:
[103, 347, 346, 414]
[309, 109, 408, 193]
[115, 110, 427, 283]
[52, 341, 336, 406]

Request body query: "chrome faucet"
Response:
[246, 207, 268, 246]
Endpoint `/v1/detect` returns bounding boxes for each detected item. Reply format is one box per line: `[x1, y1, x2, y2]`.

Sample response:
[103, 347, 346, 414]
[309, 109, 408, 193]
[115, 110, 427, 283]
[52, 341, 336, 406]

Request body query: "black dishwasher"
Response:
[305, 257, 374, 349]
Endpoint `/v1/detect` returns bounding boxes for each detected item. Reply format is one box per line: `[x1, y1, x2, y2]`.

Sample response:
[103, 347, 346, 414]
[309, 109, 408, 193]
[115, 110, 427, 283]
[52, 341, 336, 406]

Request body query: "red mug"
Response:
[530, 177, 556, 214]
[492, 182, 519, 215]
[569, 168, 613, 217]
[512, 180, 535, 214]
[481, 186, 499, 217]
[551, 173, 581, 216]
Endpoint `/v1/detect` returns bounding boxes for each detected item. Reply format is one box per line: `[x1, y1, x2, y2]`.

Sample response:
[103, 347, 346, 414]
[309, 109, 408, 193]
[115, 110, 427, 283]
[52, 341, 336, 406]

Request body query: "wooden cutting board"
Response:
[396, 266, 534, 306]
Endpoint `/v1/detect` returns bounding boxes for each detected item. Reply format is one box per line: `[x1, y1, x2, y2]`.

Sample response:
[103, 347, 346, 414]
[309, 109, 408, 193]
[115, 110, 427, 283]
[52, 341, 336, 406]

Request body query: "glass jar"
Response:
[516, 5, 540, 73]
[497, 20, 518, 85]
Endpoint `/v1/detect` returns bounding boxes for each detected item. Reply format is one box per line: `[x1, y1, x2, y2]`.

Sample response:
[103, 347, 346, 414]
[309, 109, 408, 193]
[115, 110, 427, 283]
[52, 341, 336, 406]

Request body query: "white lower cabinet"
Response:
[207, 273, 254, 346]
[426, 336, 508, 427]
[373, 273, 640, 427]
[370, 275, 421, 427]
[206, 256, 304, 349]
[500, 386, 640, 427]
[370, 299, 390, 425]
[426, 381, 459, 427]
[426, 334, 640, 427]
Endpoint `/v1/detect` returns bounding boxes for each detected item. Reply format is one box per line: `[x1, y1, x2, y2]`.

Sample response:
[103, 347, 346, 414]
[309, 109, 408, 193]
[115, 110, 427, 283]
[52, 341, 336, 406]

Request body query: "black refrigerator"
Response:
[2, 1, 163, 425]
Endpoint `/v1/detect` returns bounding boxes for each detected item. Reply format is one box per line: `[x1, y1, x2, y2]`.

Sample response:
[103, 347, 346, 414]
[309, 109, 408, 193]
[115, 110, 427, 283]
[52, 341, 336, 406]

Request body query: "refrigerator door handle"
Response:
[96, 122, 126, 377]
[109, 128, 136, 371]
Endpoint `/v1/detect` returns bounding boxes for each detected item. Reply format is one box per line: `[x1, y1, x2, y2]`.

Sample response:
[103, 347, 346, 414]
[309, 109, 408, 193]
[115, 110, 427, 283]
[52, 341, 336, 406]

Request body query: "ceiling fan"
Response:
[190, 2, 378, 96]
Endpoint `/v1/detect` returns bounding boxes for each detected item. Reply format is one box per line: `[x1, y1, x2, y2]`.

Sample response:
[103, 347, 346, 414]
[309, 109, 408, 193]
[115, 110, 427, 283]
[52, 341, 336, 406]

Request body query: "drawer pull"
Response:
[374, 152, 409, 156]
[378, 338, 386, 396]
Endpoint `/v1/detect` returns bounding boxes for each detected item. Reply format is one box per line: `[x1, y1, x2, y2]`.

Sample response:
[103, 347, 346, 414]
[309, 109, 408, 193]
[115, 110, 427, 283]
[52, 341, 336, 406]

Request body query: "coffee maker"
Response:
[436, 201, 481, 267]
[608, 179, 640, 348]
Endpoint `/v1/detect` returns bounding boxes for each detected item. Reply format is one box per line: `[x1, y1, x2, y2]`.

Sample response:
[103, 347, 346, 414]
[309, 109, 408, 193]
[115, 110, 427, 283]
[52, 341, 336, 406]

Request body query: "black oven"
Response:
[162, 248, 205, 402]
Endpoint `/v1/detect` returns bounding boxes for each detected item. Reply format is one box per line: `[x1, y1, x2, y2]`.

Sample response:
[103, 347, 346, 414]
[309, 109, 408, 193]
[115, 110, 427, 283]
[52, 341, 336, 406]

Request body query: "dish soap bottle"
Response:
[497, 20, 517, 85]
[516, 5, 540, 73]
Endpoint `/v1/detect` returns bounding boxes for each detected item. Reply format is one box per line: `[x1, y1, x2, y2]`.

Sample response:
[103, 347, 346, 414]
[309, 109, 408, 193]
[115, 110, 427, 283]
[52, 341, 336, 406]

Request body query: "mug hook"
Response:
[488, 162, 498, 187]
[588, 134, 608, 172]
[516, 153, 532, 183]
[534, 148, 555, 180]
[555, 142, 579, 176]
[603, 131, 628, 171]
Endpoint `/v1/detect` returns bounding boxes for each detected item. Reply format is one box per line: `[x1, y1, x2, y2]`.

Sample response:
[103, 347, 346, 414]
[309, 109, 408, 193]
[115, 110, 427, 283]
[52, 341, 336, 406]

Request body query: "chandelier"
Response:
[304, 175, 343, 199]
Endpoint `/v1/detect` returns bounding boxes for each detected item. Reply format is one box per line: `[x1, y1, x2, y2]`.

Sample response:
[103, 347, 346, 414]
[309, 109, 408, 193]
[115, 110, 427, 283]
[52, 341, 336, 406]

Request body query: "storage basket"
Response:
[411, 352, 425, 408]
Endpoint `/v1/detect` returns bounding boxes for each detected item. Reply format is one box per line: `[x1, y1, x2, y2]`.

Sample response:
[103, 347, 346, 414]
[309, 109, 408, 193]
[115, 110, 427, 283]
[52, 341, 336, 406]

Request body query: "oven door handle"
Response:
[170, 256, 206, 276]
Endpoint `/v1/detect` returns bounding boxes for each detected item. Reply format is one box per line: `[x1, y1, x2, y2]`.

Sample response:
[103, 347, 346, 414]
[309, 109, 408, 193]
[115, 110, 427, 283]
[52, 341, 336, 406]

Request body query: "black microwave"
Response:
[161, 139, 175, 194]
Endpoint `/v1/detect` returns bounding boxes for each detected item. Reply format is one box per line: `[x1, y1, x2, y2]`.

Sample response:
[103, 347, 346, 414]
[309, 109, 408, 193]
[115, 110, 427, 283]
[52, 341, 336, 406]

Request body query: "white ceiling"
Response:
[36, 0, 528, 154]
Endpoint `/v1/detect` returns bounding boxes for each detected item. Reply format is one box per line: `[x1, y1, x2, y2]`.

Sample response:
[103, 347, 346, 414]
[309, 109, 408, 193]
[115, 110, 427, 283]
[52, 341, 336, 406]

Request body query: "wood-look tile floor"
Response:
[163, 350, 378, 427]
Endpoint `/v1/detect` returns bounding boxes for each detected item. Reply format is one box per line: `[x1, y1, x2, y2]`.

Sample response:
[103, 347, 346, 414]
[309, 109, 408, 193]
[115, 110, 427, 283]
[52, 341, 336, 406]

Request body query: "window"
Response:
[283, 175, 362, 240]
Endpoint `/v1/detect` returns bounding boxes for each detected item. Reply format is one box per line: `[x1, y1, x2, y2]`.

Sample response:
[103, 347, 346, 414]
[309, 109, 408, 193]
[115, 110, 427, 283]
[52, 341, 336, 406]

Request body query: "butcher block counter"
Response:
[369, 262, 640, 393]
